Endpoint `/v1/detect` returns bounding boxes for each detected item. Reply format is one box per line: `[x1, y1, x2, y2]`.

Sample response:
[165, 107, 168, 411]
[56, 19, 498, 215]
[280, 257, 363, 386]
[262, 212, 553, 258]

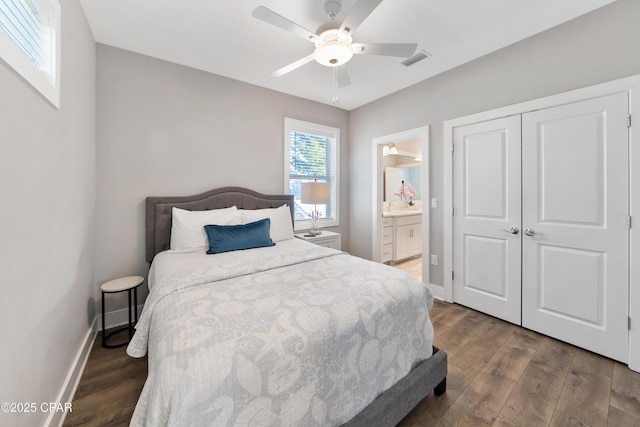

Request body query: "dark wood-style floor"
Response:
[63, 329, 147, 427]
[399, 302, 640, 427]
[64, 300, 640, 427]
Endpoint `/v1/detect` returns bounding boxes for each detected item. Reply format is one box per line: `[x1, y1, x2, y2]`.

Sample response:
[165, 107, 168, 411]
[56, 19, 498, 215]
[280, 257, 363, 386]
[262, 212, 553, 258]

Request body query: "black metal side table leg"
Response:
[134, 286, 138, 323]
[102, 289, 133, 349]
[101, 291, 106, 347]
[128, 288, 133, 340]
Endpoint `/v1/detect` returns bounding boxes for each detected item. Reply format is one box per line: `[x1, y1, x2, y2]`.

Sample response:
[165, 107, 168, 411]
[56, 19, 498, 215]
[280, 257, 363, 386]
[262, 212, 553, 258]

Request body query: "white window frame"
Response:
[284, 117, 340, 231]
[0, 0, 61, 108]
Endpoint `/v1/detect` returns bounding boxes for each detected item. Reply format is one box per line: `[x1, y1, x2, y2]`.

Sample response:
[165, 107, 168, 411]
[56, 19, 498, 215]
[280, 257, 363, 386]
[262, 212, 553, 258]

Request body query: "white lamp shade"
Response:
[301, 181, 331, 204]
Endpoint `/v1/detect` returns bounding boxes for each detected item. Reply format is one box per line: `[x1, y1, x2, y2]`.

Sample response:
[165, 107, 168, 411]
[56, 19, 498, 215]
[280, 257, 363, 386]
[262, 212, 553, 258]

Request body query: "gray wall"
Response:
[96, 45, 350, 307]
[0, 1, 96, 426]
[348, 0, 640, 286]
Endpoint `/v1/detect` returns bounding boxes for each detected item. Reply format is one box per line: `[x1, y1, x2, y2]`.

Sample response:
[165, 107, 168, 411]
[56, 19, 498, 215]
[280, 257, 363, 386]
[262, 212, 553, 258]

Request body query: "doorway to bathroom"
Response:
[372, 126, 430, 286]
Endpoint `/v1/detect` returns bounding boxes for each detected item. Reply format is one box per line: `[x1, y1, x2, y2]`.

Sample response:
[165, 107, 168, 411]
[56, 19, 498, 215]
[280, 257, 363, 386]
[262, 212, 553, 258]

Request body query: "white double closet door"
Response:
[453, 93, 629, 362]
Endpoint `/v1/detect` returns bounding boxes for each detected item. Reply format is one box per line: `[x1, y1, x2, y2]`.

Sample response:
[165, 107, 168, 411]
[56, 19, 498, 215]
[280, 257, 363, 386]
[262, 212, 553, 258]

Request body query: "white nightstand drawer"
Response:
[295, 231, 341, 251]
[313, 239, 340, 250]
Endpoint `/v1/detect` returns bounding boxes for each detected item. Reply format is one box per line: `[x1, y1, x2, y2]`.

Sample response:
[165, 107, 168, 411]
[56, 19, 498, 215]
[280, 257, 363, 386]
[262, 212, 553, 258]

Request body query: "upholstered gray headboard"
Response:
[146, 187, 294, 262]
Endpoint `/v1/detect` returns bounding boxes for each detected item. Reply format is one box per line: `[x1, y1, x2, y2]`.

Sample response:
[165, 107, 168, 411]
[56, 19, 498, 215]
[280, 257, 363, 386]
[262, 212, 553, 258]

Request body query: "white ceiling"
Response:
[80, 0, 616, 111]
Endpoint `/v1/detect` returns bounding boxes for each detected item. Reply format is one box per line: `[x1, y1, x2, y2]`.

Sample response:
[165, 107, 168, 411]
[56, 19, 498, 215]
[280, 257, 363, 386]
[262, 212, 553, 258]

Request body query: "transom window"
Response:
[284, 118, 340, 231]
[0, 0, 60, 107]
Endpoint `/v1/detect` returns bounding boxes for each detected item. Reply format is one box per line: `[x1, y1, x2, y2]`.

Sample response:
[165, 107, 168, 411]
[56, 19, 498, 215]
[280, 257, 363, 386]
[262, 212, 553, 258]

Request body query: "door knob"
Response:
[502, 226, 519, 235]
[524, 228, 536, 236]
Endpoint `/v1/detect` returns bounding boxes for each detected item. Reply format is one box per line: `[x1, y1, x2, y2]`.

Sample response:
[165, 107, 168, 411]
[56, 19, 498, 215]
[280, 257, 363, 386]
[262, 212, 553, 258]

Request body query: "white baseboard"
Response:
[97, 304, 145, 330]
[46, 317, 97, 427]
[429, 283, 444, 301]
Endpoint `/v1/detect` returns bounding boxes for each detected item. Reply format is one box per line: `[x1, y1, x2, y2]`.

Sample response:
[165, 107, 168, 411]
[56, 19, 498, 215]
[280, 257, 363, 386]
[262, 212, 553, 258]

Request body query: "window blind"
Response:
[288, 126, 338, 223]
[0, 0, 45, 67]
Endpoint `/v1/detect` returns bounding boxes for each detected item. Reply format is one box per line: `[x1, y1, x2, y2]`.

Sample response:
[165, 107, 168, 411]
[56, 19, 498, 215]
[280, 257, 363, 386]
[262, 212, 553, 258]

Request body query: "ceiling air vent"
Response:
[402, 50, 431, 67]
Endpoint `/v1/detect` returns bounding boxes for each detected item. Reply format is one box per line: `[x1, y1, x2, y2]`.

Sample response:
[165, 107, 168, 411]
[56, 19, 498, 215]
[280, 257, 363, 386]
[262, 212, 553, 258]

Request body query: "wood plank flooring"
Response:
[63, 329, 147, 427]
[64, 289, 640, 426]
[398, 301, 640, 427]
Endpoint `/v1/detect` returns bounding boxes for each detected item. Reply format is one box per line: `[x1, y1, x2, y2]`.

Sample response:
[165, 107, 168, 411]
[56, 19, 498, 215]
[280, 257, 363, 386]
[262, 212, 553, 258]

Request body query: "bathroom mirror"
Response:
[384, 163, 422, 202]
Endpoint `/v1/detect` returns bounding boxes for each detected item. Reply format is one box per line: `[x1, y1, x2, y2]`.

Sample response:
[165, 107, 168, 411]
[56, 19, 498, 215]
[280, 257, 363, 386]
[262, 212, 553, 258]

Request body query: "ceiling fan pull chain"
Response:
[332, 67, 339, 104]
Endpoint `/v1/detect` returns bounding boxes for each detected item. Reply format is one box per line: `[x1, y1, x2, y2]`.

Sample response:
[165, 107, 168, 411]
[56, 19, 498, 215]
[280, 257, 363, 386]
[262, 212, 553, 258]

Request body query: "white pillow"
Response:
[240, 205, 294, 242]
[170, 206, 241, 252]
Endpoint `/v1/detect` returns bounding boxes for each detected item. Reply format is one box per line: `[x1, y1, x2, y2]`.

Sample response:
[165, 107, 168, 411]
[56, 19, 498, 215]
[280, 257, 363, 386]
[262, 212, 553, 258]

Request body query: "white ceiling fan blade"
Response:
[336, 65, 351, 88]
[271, 54, 315, 77]
[252, 6, 322, 44]
[352, 43, 418, 58]
[339, 0, 384, 34]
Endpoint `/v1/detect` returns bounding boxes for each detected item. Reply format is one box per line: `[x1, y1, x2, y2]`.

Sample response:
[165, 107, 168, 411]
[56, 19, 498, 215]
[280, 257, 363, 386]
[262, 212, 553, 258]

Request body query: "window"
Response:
[0, 0, 60, 107]
[284, 118, 340, 231]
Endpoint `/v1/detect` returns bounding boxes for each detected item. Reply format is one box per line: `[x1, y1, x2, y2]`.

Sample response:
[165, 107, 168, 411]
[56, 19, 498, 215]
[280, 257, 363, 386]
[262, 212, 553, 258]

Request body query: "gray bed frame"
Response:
[145, 186, 447, 426]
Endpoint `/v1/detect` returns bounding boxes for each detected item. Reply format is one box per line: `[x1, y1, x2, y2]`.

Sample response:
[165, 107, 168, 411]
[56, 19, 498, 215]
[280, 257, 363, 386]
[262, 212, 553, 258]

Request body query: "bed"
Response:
[128, 186, 447, 426]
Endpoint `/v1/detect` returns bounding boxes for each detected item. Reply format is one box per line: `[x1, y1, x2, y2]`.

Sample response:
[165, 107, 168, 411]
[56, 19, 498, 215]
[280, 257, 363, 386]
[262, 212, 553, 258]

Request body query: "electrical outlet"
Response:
[431, 198, 438, 208]
[430, 254, 438, 265]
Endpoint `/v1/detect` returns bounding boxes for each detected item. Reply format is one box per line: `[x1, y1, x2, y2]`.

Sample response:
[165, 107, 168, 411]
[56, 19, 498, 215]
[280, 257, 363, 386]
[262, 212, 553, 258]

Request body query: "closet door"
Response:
[522, 93, 629, 362]
[453, 115, 522, 324]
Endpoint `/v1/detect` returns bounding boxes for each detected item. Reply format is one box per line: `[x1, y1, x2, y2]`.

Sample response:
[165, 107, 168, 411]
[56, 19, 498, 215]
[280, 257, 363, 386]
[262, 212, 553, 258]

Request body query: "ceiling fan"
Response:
[251, 0, 417, 88]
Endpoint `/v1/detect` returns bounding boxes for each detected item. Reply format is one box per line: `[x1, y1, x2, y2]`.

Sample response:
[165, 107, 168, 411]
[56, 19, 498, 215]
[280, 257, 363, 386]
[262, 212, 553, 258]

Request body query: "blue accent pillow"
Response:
[205, 218, 275, 254]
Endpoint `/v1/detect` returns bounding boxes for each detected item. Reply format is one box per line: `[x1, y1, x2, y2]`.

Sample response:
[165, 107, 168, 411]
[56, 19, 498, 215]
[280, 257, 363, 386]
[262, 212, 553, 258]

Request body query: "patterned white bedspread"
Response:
[128, 239, 434, 426]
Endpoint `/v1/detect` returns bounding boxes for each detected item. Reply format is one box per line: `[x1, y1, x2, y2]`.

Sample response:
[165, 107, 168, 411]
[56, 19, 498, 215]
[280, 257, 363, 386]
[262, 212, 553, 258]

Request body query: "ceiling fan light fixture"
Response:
[314, 29, 354, 67]
[314, 40, 354, 67]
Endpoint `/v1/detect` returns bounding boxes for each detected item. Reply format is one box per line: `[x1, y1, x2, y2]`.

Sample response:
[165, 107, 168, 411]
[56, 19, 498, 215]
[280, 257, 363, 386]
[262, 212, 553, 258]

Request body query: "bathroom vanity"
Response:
[381, 208, 422, 263]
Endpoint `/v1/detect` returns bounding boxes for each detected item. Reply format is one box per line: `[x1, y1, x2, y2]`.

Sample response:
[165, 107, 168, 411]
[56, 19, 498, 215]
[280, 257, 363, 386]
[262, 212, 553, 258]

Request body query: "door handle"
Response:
[524, 228, 536, 236]
[502, 226, 519, 235]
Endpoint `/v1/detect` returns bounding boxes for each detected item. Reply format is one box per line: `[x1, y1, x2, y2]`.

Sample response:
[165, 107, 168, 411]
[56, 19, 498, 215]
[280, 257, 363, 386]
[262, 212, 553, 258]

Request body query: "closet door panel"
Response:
[453, 115, 522, 324]
[522, 92, 629, 363]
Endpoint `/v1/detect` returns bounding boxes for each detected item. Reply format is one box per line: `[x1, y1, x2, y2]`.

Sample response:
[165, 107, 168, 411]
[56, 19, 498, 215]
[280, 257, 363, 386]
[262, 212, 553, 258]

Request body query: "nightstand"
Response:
[295, 230, 341, 250]
[101, 276, 144, 348]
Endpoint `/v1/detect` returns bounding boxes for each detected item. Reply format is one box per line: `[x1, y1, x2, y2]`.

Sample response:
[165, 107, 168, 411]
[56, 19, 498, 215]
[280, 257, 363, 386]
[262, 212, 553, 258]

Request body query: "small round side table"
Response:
[101, 276, 144, 348]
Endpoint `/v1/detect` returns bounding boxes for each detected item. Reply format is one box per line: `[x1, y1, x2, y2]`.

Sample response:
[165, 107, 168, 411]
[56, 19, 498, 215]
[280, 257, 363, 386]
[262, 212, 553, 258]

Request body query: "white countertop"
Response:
[382, 209, 422, 217]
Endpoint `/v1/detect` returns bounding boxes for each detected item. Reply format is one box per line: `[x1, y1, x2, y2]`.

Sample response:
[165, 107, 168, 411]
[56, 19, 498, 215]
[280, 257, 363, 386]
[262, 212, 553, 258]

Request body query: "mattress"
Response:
[128, 238, 434, 426]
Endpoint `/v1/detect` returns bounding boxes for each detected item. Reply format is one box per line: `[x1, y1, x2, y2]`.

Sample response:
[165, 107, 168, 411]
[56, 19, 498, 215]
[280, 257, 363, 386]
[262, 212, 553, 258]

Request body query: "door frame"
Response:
[443, 74, 640, 372]
[371, 126, 430, 289]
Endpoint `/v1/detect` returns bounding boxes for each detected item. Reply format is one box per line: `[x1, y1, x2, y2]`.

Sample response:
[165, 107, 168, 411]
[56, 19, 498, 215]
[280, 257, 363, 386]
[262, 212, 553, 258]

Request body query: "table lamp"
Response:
[301, 181, 330, 236]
